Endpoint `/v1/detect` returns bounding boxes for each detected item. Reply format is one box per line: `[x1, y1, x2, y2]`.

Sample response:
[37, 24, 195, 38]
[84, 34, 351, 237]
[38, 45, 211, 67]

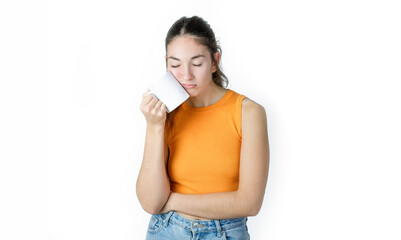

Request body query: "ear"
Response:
[212, 52, 221, 73]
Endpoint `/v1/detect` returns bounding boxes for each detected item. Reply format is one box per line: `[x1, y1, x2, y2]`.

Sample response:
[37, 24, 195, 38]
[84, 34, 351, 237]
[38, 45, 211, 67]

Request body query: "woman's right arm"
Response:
[136, 90, 170, 214]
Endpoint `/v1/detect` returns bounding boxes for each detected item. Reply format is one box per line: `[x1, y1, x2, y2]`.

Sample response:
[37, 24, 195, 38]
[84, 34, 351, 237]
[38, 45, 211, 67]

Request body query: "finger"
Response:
[154, 100, 162, 111]
[147, 96, 158, 110]
[161, 103, 167, 113]
[142, 89, 150, 99]
[141, 93, 154, 107]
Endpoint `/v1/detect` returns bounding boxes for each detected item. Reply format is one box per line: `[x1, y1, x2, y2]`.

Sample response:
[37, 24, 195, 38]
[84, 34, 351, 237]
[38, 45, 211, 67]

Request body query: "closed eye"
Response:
[171, 64, 202, 68]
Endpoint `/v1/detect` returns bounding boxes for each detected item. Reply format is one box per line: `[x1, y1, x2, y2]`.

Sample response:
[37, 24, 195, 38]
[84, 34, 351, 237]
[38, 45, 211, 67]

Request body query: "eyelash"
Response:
[171, 64, 202, 68]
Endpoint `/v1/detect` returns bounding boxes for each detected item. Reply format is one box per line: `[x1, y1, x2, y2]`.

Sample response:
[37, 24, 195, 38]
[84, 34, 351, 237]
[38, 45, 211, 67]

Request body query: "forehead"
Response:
[167, 36, 209, 59]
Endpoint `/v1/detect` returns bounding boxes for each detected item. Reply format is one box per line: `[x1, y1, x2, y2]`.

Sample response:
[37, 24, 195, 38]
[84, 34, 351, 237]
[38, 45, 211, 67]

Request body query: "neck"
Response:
[186, 83, 227, 107]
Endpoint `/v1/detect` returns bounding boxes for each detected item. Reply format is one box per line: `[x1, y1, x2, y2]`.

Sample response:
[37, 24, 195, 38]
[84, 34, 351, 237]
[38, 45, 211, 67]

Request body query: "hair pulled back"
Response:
[165, 16, 228, 88]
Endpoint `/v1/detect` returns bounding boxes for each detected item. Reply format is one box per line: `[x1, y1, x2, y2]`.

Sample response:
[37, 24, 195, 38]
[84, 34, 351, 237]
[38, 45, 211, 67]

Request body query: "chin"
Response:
[187, 92, 198, 98]
[184, 88, 199, 97]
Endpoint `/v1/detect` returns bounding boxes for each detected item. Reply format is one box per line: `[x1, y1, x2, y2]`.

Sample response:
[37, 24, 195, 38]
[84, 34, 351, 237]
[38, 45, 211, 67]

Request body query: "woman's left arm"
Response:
[158, 98, 270, 219]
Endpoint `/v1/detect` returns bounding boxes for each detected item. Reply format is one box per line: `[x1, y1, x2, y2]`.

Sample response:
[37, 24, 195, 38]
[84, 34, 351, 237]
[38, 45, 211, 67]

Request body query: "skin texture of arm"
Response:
[136, 91, 171, 214]
[158, 98, 270, 219]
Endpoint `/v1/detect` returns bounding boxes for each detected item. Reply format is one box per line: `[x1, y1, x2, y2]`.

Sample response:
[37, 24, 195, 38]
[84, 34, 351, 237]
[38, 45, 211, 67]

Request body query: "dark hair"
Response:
[165, 16, 229, 88]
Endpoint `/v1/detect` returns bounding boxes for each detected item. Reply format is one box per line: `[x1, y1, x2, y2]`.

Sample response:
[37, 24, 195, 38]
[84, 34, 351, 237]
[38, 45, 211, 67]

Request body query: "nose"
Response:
[180, 64, 194, 81]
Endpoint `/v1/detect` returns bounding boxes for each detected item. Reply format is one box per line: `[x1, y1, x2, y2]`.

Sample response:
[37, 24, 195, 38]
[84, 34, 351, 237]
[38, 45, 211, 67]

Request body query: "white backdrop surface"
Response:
[0, 0, 400, 239]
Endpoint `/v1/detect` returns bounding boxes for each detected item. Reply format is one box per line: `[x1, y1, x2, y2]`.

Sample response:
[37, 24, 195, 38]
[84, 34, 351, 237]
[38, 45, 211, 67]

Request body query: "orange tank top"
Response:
[165, 89, 246, 194]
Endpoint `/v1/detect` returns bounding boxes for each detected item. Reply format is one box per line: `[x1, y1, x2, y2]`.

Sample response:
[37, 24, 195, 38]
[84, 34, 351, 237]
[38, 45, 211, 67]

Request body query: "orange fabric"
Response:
[165, 89, 246, 194]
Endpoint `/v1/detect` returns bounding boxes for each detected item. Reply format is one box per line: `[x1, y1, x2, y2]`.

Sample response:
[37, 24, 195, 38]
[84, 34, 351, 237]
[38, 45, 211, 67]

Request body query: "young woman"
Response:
[137, 16, 270, 239]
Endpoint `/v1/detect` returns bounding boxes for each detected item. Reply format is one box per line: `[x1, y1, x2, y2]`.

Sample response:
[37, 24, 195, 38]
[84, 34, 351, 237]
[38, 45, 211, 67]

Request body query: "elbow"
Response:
[248, 204, 262, 217]
[136, 188, 170, 215]
[142, 205, 161, 215]
[241, 193, 264, 217]
[137, 197, 166, 215]
[138, 197, 165, 215]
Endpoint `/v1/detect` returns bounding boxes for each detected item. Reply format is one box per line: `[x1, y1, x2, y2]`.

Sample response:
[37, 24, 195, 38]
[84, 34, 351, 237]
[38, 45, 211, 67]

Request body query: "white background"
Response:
[1, 0, 400, 239]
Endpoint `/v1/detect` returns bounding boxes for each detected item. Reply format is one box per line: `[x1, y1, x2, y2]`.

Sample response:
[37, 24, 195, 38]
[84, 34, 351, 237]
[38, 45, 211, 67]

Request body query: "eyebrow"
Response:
[168, 54, 206, 61]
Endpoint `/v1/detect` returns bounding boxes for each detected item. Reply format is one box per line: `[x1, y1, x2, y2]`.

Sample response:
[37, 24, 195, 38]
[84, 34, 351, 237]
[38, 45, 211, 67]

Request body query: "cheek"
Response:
[168, 69, 182, 82]
[196, 67, 212, 78]
[168, 68, 178, 76]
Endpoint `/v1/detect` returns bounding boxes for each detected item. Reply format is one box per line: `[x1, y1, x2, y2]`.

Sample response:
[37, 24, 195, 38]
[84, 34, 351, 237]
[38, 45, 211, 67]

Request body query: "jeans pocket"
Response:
[147, 214, 164, 234]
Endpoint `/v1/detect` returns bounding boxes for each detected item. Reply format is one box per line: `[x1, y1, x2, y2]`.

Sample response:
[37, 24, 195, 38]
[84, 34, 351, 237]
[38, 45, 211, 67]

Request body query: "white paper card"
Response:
[149, 71, 189, 112]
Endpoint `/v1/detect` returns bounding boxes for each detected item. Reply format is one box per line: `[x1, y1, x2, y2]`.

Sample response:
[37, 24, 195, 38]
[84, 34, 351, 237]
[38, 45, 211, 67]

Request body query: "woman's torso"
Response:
[166, 89, 246, 220]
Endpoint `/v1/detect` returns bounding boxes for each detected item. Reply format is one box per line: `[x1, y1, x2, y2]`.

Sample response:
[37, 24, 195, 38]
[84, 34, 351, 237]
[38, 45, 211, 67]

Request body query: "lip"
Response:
[182, 84, 197, 89]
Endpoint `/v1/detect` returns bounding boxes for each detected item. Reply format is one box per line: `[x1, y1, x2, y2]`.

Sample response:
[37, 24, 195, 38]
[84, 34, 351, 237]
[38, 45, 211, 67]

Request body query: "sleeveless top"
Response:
[165, 89, 247, 194]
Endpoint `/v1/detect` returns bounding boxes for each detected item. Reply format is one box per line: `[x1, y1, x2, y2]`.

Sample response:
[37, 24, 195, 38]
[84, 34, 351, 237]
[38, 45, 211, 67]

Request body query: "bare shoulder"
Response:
[241, 98, 267, 120]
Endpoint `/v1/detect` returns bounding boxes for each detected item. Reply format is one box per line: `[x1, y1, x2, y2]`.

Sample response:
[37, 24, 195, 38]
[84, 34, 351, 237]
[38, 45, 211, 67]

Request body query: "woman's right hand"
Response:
[140, 89, 167, 126]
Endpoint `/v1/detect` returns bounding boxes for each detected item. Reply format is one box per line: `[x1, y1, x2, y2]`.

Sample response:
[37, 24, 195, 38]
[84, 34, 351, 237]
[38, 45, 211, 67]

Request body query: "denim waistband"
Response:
[156, 211, 248, 237]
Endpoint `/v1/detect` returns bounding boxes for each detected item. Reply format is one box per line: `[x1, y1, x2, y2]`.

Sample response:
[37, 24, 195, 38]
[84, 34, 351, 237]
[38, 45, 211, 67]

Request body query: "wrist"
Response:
[146, 123, 165, 132]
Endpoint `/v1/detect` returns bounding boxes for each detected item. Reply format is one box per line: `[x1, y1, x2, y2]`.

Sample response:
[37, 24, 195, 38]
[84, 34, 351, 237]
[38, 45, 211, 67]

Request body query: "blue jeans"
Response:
[145, 211, 250, 240]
